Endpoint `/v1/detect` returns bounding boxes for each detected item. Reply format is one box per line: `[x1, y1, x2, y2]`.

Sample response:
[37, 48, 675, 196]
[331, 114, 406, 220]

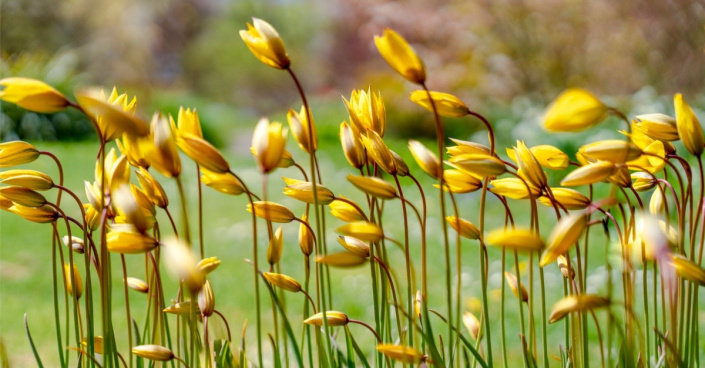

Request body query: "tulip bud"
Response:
[486, 228, 545, 252]
[197, 257, 222, 275]
[408, 140, 441, 179]
[0, 141, 40, 168]
[445, 216, 480, 239]
[198, 280, 215, 317]
[264, 272, 302, 293]
[347, 174, 397, 199]
[240, 18, 290, 70]
[316, 252, 367, 267]
[63, 263, 83, 299]
[267, 226, 284, 266]
[126, 277, 149, 293]
[0, 77, 70, 113]
[543, 88, 608, 132]
[131, 345, 175, 362]
[303, 311, 349, 326]
[200, 169, 244, 196]
[298, 214, 314, 256]
[374, 29, 426, 84]
[505, 272, 528, 302]
[410, 90, 469, 118]
[549, 295, 609, 323]
[540, 212, 588, 267]
[337, 236, 370, 257]
[0, 169, 53, 190]
[376, 344, 426, 364]
[340, 122, 365, 169]
[337, 221, 384, 242]
[246, 201, 295, 223]
[674, 94, 704, 156]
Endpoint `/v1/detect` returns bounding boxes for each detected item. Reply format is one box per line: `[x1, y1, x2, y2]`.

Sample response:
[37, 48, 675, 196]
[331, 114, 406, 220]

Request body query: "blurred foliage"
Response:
[1, 0, 704, 142]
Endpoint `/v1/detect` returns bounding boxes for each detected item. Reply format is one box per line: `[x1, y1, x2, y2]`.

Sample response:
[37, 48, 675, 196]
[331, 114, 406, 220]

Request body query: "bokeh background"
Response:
[2, 0, 705, 366]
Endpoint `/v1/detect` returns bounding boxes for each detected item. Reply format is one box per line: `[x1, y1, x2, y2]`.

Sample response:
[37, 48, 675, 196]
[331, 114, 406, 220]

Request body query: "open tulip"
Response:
[240, 18, 290, 69]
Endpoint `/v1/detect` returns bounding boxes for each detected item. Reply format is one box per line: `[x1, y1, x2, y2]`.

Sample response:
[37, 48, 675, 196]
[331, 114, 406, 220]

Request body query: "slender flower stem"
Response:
[349, 319, 382, 343]
[175, 176, 191, 245]
[197, 165, 204, 259]
[393, 174, 413, 348]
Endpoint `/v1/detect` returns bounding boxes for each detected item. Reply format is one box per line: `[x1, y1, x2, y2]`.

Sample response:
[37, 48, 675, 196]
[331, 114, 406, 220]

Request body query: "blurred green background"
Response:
[2, 0, 705, 366]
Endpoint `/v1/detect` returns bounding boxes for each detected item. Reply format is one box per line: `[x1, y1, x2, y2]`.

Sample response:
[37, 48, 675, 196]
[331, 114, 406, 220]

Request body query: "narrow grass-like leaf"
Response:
[345, 326, 370, 368]
[429, 310, 488, 368]
[268, 334, 282, 368]
[24, 314, 44, 368]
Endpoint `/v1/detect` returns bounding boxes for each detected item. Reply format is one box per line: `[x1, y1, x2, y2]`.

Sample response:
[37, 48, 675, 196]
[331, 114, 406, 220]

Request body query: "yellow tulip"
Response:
[505, 272, 528, 302]
[0, 169, 52, 190]
[198, 280, 215, 317]
[560, 161, 616, 187]
[200, 168, 244, 196]
[374, 28, 426, 84]
[337, 221, 384, 242]
[316, 252, 367, 267]
[508, 145, 569, 170]
[263, 272, 302, 293]
[543, 88, 608, 132]
[135, 167, 169, 208]
[0, 141, 39, 168]
[283, 178, 335, 204]
[445, 216, 480, 239]
[337, 236, 370, 258]
[486, 228, 544, 252]
[175, 107, 203, 138]
[63, 263, 83, 299]
[462, 311, 482, 341]
[674, 93, 704, 156]
[246, 201, 295, 223]
[106, 228, 157, 254]
[287, 106, 317, 153]
[540, 212, 588, 267]
[175, 132, 230, 173]
[671, 254, 705, 286]
[267, 226, 284, 266]
[298, 214, 314, 256]
[131, 345, 175, 362]
[447, 138, 491, 157]
[439, 169, 482, 194]
[409, 90, 469, 117]
[549, 295, 609, 323]
[0, 186, 47, 207]
[252, 117, 287, 174]
[339, 122, 365, 169]
[538, 188, 591, 210]
[197, 257, 222, 275]
[304, 311, 349, 326]
[344, 88, 386, 137]
[633, 113, 678, 141]
[239, 18, 290, 70]
[449, 153, 506, 178]
[0, 77, 69, 113]
[161, 237, 204, 293]
[578, 140, 642, 163]
[489, 177, 541, 200]
[361, 130, 397, 175]
[75, 87, 149, 141]
[347, 174, 397, 199]
[329, 198, 365, 222]
[6, 204, 58, 223]
[146, 113, 181, 178]
[376, 344, 425, 364]
[408, 140, 441, 179]
[125, 277, 149, 293]
[515, 140, 548, 189]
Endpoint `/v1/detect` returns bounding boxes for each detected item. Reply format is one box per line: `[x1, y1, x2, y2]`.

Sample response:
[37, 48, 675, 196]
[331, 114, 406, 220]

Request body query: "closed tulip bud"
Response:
[62, 235, 85, 254]
[445, 216, 480, 239]
[263, 272, 302, 293]
[374, 28, 426, 85]
[578, 140, 642, 163]
[298, 214, 314, 256]
[671, 254, 705, 286]
[63, 263, 83, 299]
[329, 198, 364, 223]
[631, 172, 656, 192]
[287, 107, 317, 153]
[283, 178, 335, 204]
[540, 212, 588, 267]
[7, 204, 58, 223]
[539, 188, 591, 211]
[0, 169, 53, 190]
[163, 300, 199, 315]
[106, 228, 157, 254]
[126, 277, 149, 293]
[649, 187, 665, 215]
[162, 237, 204, 293]
[486, 228, 545, 252]
[344, 88, 386, 136]
[0, 77, 70, 113]
[0, 141, 40, 168]
[505, 272, 528, 302]
[337, 221, 384, 242]
[316, 252, 367, 267]
[175, 132, 230, 173]
[303, 311, 349, 326]
[409, 90, 469, 117]
[267, 226, 284, 266]
[75, 87, 149, 141]
[132, 345, 175, 362]
[408, 140, 441, 179]
[390, 150, 409, 177]
[449, 154, 506, 178]
[414, 290, 423, 319]
[543, 88, 608, 132]
[560, 161, 616, 187]
[489, 177, 541, 200]
[633, 113, 679, 141]
[112, 184, 150, 233]
[131, 184, 156, 218]
[340, 122, 365, 169]
[447, 138, 491, 156]
[200, 168, 244, 196]
[347, 174, 397, 199]
[175, 107, 203, 138]
[549, 295, 609, 323]
[440, 169, 482, 193]
[462, 311, 482, 341]
[198, 280, 215, 317]
[376, 344, 426, 364]
[84, 204, 100, 231]
[337, 236, 370, 257]
[240, 17, 290, 70]
[147, 113, 181, 177]
[674, 93, 704, 156]
[197, 257, 221, 275]
[0, 186, 46, 207]
[247, 201, 295, 223]
[557, 256, 575, 279]
[361, 131, 397, 175]
[133, 167, 168, 208]
[252, 117, 287, 174]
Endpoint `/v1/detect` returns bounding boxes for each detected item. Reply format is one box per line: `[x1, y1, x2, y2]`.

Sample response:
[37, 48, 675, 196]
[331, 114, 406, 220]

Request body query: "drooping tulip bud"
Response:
[374, 29, 426, 84]
[0, 77, 70, 113]
[239, 18, 290, 70]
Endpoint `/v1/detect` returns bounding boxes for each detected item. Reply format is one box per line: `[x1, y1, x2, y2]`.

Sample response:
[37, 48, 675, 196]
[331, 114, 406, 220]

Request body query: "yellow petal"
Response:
[409, 90, 469, 118]
[75, 87, 149, 141]
[0, 141, 40, 168]
[560, 161, 616, 187]
[0, 169, 53, 190]
[674, 93, 704, 156]
[376, 344, 425, 364]
[264, 272, 302, 293]
[316, 251, 367, 267]
[176, 132, 230, 173]
[131, 345, 175, 362]
[347, 174, 397, 199]
[486, 228, 544, 252]
[578, 140, 642, 163]
[549, 295, 609, 323]
[246, 201, 295, 223]
[408, 140, 441, 179]
[239, 18, 290, 70]
[337, 221, 384, 242]
[303, 311, 349, 326]
[540, 212, 588, 267]
[337, 236, 370, 257]
[200, 168, 244, 196]
[445, 216, 480, 239]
